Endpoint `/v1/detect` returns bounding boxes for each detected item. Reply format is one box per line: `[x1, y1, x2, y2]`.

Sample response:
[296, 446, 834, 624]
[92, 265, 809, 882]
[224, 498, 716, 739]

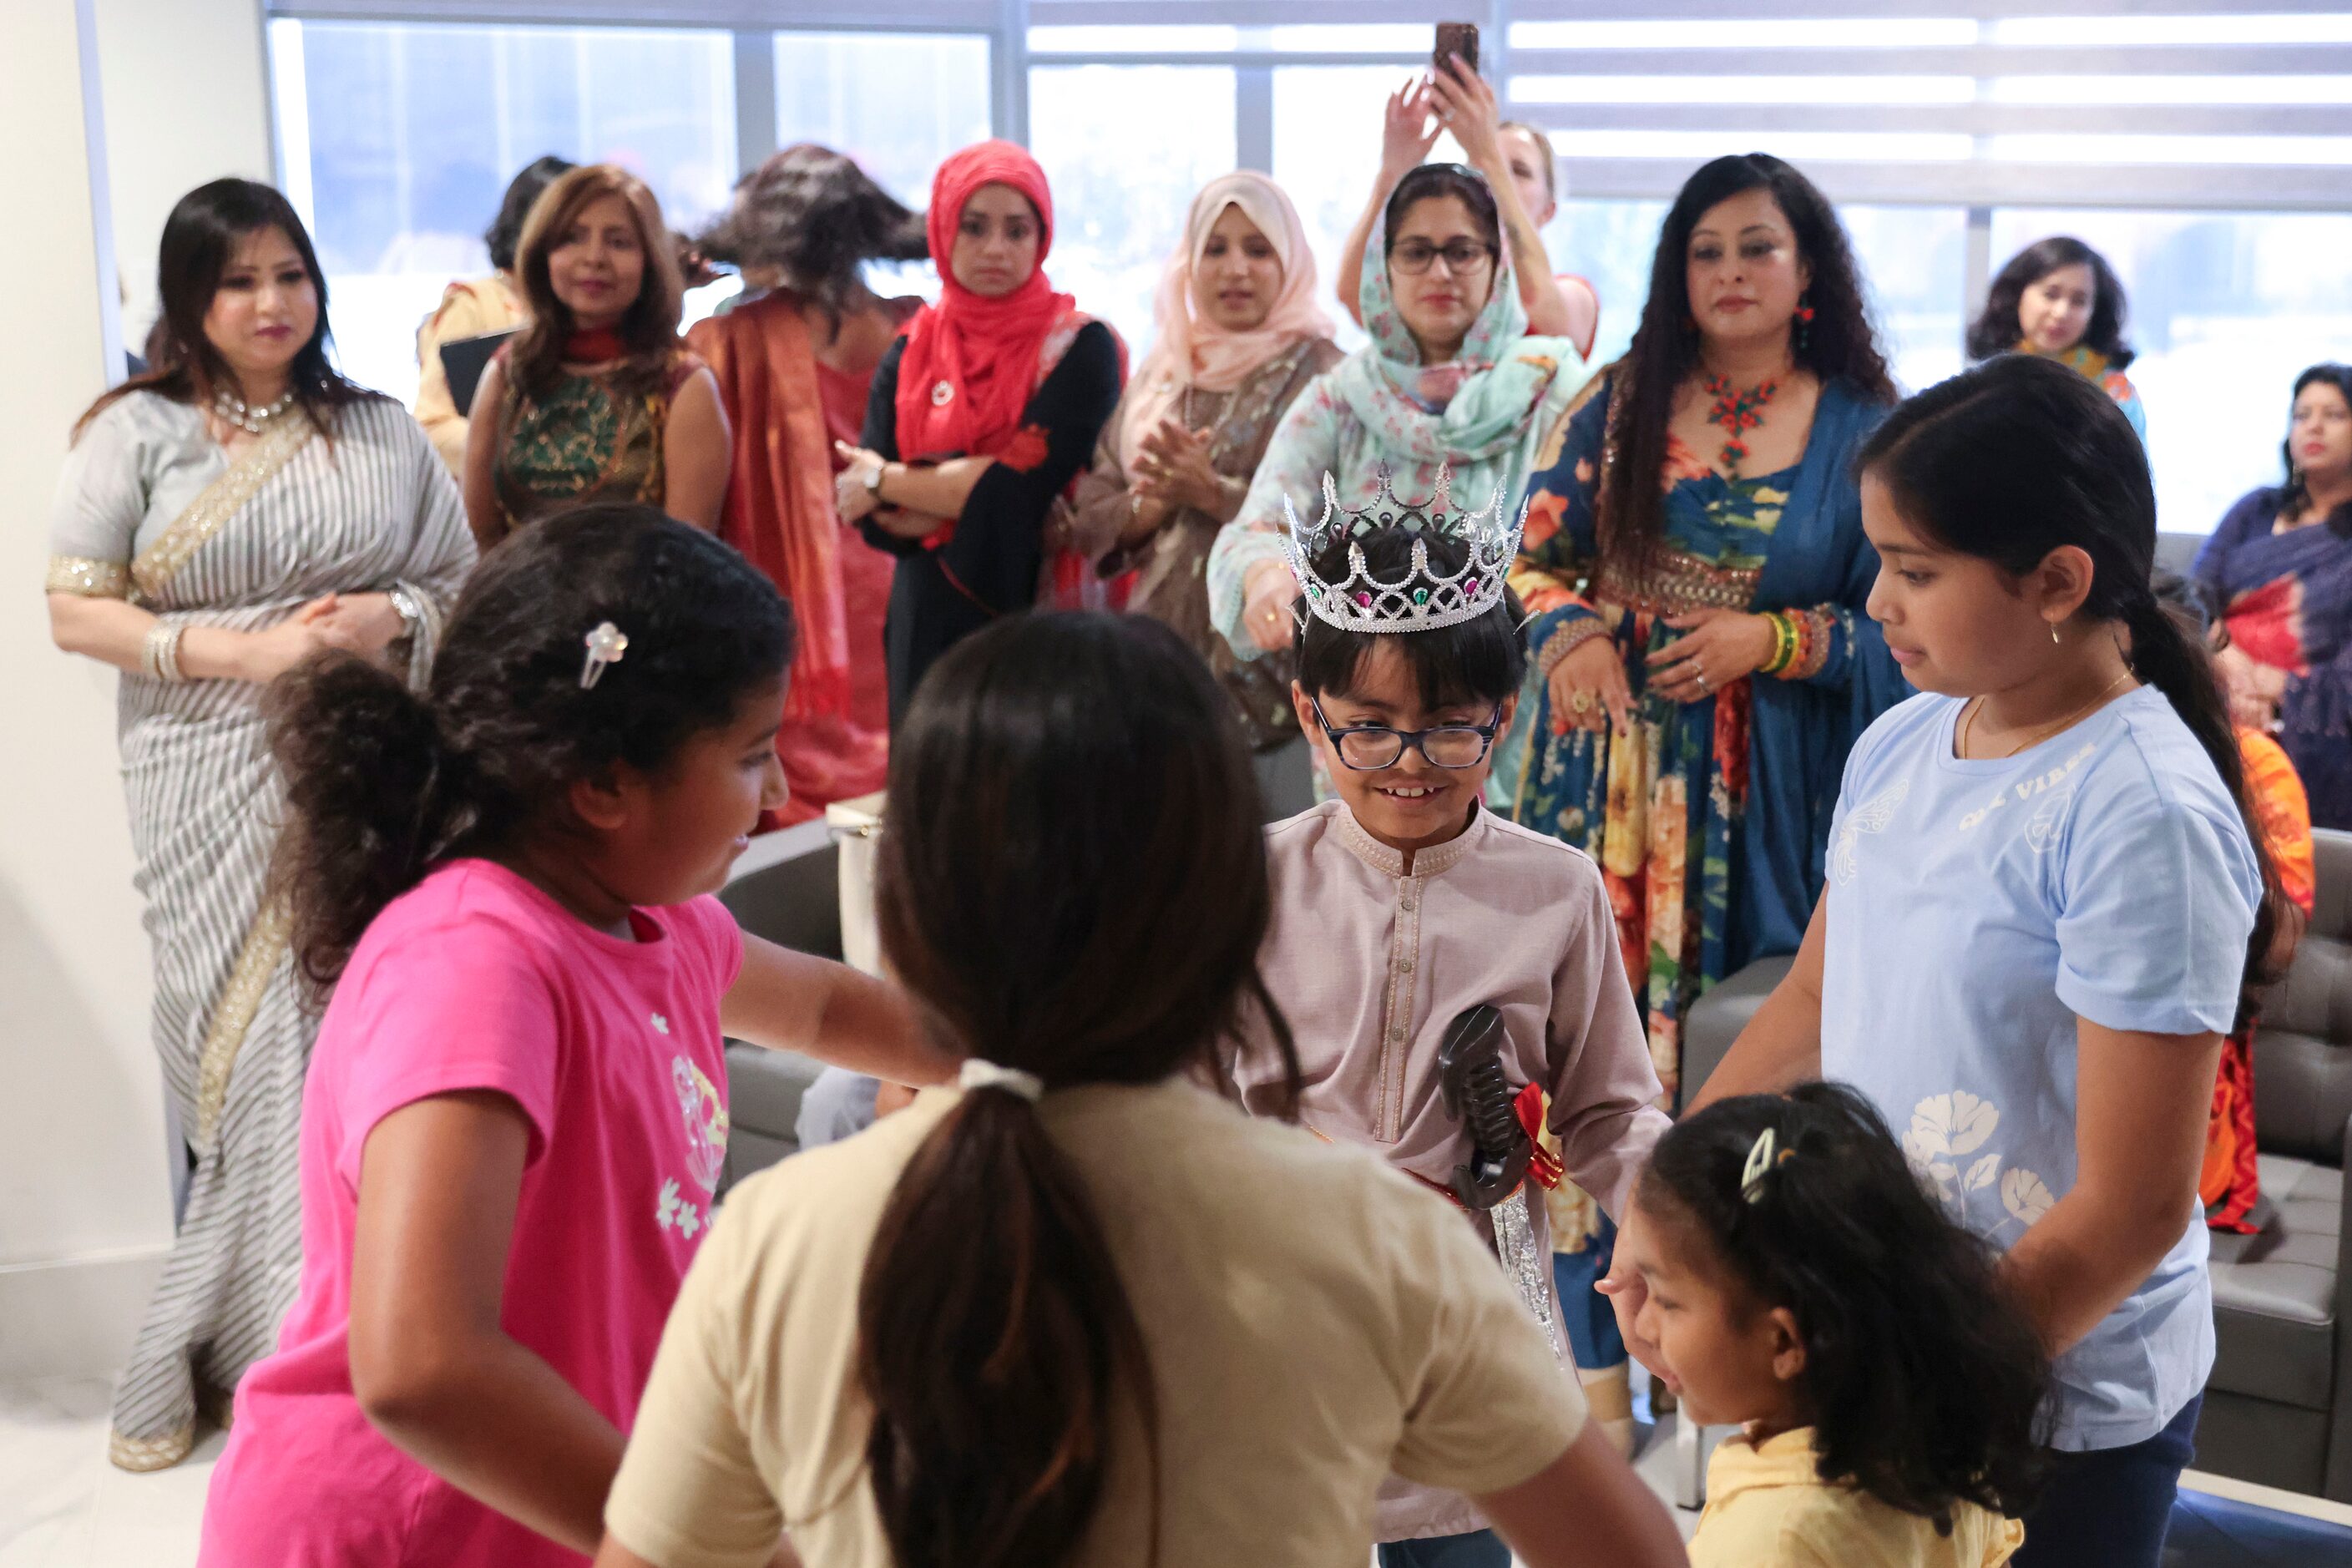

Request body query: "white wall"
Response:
[0, 0, 268, 1381]
[95, 0, 273, 350]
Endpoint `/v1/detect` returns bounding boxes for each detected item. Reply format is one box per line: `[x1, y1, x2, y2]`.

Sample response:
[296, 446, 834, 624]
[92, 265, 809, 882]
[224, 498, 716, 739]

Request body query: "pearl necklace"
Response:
[213, 386, 297, 436]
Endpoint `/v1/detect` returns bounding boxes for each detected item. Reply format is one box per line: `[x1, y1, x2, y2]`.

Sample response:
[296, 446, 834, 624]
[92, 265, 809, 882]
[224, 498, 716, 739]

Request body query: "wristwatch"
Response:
[864, 463, 887, 500]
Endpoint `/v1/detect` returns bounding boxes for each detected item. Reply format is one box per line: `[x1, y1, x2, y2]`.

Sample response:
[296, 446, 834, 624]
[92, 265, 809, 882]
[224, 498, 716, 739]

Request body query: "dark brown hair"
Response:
[76, 178, 367, 441]
[507, 164, 685, 399]
[483, 154, 577, 274]
[1966, 235, 2135, 368]
[1599, 154, 1895, 570]
[1640, 1085, 2049, 1530]
[857, 611, 1298, 1568]
[697, 144, 927, 337]
[267, 504, 793, 991]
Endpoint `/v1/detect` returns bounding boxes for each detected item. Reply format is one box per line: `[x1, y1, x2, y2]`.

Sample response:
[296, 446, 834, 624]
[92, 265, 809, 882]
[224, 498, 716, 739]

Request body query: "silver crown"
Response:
[1281, 466, 1524, 635]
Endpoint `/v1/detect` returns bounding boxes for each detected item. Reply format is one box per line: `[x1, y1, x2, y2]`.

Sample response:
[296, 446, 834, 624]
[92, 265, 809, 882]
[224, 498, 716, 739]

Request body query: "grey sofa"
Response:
[711, 817, 840, 1187]
[2200, 827, 2352, 1500]
[1679, 828, 2352, 1502]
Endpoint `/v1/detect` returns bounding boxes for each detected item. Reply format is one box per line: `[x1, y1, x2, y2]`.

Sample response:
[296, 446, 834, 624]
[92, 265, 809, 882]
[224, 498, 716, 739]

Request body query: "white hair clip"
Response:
[579, 621, 630, 690]
[1741, 1125, 1794, 1204]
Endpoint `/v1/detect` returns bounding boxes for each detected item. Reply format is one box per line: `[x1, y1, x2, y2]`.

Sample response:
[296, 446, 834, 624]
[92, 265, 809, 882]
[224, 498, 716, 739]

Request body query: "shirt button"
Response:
[1398, 954, 1415, 974]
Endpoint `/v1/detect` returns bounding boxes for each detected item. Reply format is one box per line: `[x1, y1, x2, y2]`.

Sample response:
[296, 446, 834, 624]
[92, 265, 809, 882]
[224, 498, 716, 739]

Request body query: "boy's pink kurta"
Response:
[1232, 800, 1668, 1541]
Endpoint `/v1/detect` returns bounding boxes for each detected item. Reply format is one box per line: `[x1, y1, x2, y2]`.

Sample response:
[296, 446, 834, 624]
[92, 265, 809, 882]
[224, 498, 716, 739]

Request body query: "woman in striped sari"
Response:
[46, 180, 473, 1470]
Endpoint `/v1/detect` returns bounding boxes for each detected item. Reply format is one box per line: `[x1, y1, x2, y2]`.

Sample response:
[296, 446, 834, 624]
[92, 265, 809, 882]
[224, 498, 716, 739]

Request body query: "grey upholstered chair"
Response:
[1678, 827, 2352, 1503]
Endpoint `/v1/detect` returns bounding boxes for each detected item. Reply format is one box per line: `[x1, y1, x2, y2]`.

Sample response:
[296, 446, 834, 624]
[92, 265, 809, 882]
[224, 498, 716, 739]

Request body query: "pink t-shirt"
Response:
[200, 859, 743, 1568]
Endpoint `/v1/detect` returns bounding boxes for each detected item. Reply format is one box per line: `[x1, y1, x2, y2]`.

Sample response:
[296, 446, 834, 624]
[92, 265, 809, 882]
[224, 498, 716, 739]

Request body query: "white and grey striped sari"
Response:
[48, 391, 474, 1469]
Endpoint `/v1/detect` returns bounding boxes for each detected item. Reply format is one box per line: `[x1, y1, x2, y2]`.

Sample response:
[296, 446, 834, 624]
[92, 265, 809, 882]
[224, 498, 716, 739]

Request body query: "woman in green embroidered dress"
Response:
[464, 164, 731, 549]
[45, 180, 473, 1470]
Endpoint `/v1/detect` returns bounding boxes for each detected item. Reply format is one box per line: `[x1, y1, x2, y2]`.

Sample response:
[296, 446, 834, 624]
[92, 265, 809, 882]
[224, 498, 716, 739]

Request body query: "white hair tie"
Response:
[959, 1058, 1044, 1102]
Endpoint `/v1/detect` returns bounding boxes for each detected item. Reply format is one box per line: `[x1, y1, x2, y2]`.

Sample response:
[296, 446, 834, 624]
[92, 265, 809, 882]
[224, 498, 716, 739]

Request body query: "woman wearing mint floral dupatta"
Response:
[1209, 162, 1586, 736]
[1509, 154, 1905, 1099]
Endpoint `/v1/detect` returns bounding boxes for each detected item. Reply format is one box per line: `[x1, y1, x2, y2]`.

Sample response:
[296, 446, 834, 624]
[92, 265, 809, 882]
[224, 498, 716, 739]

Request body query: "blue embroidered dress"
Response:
[1508, 373, 1906, 1100]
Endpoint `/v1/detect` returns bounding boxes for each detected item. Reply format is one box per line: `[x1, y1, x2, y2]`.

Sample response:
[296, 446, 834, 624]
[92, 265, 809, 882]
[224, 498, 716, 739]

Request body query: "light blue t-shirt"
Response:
[1820, 688, 2260, 1450]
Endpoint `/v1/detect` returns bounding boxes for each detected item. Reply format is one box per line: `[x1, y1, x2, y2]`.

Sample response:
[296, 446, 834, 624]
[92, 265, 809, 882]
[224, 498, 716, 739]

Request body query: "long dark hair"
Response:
[483, 154, 577, 274]
[2281, 362, 2352, 537]
[698, 144, 927, 338]
[1600, 154, 1895, 567]
[76, 178, 367, 441]
[1966, 236, 2135, 367]
[1639, 1084, 2049, 1530]
[267, 504, 794, 990]
[857, 612, 1299, 1568]
[1859, 355, 2282, 1010]
[508, 164, 685, 399]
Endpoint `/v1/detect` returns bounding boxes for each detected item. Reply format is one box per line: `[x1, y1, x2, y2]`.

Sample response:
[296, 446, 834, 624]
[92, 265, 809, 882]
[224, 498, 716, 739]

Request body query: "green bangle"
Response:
[1761, 611, 1797, 676]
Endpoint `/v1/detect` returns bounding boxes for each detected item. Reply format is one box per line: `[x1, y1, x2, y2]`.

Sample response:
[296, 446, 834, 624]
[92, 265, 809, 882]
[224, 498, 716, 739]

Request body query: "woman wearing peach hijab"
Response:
[1069, 171, 1343, 752]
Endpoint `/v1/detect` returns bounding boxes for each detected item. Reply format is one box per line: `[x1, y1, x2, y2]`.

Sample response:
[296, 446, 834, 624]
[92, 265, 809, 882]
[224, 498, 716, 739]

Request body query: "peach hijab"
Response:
[1116, 171, 1333, 464]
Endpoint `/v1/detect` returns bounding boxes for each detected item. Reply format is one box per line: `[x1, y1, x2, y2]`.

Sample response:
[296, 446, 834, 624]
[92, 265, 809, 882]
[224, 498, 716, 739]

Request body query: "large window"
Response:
[1990, 208, 2352, 535]
[1029, 65, 1237, 354]
[774, 32, 992, 209]
[1551, 200, 1963, 397]
[255, 3, 2352, 544]
[270, 18, 735, 404]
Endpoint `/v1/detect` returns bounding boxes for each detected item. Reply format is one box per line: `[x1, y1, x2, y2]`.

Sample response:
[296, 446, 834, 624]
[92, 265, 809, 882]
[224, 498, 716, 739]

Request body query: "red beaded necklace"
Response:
[1702, 374, 1778, 474]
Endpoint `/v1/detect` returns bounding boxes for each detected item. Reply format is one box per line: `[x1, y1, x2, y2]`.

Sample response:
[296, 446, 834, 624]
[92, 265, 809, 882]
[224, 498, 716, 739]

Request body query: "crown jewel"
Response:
[1281, 466, 1525, 635]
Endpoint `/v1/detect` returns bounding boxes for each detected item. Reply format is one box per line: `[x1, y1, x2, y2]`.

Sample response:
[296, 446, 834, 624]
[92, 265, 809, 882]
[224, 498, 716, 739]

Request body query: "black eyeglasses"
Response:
[1388, 239, 1498, 276]
[1311, 697, 1504, 771]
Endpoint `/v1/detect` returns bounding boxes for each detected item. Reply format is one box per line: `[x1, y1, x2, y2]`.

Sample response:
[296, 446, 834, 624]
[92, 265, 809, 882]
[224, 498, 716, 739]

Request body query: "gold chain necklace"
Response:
[1960, 671, 2133, 760]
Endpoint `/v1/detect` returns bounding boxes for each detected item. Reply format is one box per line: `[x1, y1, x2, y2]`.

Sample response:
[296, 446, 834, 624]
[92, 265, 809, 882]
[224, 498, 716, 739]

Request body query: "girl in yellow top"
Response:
[1616, 1084, 2046, 1567]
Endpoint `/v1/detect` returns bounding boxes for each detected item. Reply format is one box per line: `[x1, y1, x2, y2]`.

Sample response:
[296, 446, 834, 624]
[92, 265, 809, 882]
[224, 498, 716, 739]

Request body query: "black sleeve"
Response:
[937, 321, 1125, 612]
[857, 336, 917, 556]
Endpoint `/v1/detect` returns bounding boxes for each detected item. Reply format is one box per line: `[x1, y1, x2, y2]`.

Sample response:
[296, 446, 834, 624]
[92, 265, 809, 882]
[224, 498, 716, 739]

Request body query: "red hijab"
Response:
[893, 140, 1075, 463]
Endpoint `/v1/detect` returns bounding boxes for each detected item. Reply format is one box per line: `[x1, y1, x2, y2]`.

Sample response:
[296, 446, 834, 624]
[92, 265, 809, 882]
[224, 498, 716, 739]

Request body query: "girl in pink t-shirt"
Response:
[200, 504, 943, 1568]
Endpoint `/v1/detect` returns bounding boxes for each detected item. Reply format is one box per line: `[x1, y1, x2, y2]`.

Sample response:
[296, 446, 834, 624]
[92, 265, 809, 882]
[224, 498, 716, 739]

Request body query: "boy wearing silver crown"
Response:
[1222, 473, 1669, 1568]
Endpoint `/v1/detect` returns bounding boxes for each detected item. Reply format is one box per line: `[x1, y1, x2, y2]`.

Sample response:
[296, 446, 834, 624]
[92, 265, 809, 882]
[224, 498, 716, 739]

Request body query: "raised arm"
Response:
[1334, 77, 1443, 326]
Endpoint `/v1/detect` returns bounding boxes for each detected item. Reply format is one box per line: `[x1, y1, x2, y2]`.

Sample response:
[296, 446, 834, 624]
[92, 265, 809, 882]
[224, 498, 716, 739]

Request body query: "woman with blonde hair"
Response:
[464, 164, 729, 547]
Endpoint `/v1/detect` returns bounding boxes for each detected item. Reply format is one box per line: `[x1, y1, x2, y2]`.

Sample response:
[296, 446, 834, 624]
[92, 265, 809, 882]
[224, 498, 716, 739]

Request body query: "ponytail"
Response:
[268, 651, 482, 993]
[860, 612, 1297, 1567]
[855, 1085, 1158, 1567]
[2120, 593, 2284, 1016]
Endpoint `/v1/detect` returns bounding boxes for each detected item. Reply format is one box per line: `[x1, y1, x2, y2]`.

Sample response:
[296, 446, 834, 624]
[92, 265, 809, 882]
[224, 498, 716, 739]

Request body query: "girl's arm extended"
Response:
[351, 1090, 624, 1556]
[721, 932, 956, 1088]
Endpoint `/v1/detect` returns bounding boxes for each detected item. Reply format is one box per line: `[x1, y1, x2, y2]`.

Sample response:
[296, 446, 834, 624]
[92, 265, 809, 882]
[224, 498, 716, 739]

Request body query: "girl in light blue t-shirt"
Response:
[1606, 355, 2277, 1568]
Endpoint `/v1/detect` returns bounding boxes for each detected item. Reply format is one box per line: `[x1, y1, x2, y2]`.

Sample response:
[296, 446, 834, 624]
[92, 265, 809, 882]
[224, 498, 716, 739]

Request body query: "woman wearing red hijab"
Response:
[834, 139, 1123, 721]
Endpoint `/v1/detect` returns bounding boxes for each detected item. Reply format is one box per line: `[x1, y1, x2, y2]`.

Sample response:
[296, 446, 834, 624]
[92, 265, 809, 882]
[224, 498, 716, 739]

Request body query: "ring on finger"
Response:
[1569, 690, 1595, 714]
[1695, 670, 1711, 693]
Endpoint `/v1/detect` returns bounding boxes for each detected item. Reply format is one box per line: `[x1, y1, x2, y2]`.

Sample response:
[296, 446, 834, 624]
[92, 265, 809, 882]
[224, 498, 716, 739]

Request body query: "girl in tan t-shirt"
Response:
[595, 612, 1688, 1568]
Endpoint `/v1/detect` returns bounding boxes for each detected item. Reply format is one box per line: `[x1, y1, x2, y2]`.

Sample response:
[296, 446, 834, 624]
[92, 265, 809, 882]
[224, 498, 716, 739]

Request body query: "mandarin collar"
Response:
[1330, 799, 1485, 881]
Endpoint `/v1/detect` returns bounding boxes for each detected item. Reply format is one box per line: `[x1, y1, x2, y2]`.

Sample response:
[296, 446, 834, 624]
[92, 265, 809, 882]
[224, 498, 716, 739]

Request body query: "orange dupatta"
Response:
[687, 296, 851, 721]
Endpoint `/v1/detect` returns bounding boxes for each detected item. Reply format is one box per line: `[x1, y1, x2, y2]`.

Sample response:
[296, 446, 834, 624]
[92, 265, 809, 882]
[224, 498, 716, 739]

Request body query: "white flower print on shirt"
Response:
[1901, 1090, 2050, 1238]
[656, 1177, 703, 1239]
[1833, 778, 1909, 885]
